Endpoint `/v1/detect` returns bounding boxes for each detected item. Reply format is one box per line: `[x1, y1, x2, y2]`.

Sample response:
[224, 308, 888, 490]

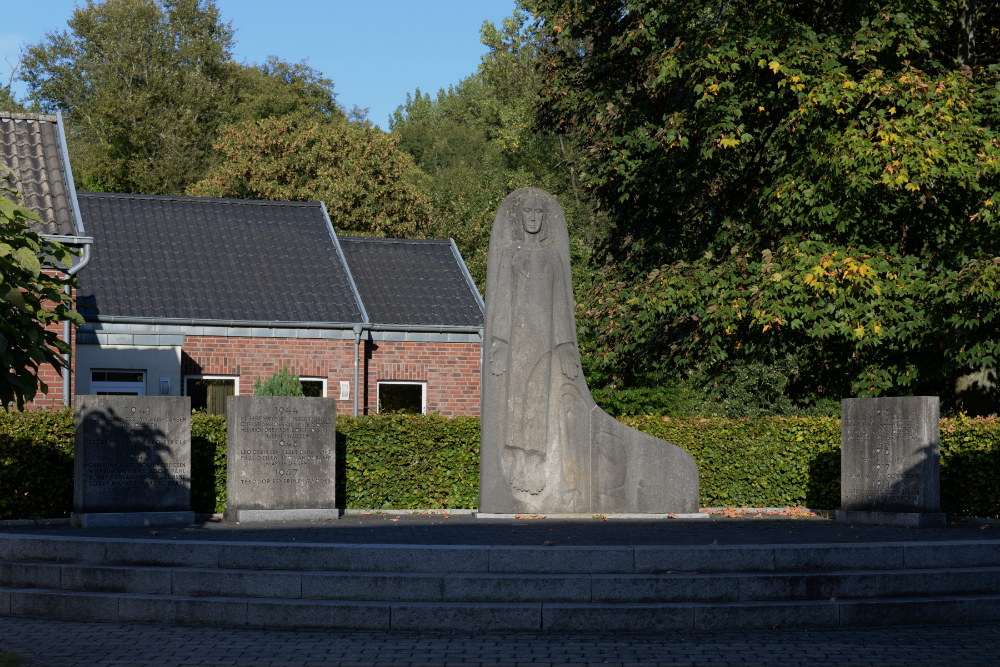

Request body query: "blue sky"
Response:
[2, 0, 518, 129]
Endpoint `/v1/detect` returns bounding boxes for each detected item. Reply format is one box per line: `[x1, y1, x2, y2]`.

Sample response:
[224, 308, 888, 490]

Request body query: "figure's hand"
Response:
[490, 339, 508, 376]
[558, 343, 579, 379]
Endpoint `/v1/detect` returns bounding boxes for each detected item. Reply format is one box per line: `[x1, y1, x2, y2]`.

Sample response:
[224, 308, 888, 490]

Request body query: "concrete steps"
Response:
[2, 534, 999, 631]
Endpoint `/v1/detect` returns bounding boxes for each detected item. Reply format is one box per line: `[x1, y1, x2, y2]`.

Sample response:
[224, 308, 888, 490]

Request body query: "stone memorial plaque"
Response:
[480, 188, 699, 516]
[73, 395, 193, 527]
[225, 396, 338, 522]
[837, 396, 946, 526]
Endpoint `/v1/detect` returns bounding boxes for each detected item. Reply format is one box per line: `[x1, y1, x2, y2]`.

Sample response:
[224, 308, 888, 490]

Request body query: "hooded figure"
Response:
[480, 188, 698, 515]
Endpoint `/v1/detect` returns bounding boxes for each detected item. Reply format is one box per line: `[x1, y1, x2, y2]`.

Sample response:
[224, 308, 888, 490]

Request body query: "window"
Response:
[185, 376, 238, 415]
[377, 381, 426, 414]
[300, 377, 327, 397]
[91, 370, 145, 395]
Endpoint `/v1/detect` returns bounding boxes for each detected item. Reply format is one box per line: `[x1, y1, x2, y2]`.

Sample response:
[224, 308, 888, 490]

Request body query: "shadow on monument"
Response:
[75, 404, 186, 515]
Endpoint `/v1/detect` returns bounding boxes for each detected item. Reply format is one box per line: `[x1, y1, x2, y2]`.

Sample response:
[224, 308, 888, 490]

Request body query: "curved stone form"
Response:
[480, 188, 699, 514]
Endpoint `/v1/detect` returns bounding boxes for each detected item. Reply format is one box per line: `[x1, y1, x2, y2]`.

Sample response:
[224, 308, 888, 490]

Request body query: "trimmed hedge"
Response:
[3, 409, 998, 519]
[0, 408, 74, 520]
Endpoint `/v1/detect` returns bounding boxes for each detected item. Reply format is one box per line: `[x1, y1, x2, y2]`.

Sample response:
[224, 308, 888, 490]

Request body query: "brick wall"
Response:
[29, 318, 71, 409]
[182, 335, 482, 417]
[365, 340, 481, 417]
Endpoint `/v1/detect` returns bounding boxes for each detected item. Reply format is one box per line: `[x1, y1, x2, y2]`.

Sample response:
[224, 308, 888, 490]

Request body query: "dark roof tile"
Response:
[339, 236, 483, 327]
[77, 193, 364, 324]
[0, 112, 83, 237]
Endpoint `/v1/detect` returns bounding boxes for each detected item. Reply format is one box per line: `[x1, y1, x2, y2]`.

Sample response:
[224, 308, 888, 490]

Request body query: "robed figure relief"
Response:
[480, 188, 699, 515]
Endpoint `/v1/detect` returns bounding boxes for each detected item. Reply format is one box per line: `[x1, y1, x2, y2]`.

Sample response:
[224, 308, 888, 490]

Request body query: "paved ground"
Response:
[2, 512, 999, 666]
[2, 616, 1000, 666]
[2, 510, 998, 546]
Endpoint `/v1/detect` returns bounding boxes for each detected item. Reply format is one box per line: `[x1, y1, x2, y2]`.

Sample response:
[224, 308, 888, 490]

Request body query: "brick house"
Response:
[0, 111, 93, 408]
[74, 192, 484, 416]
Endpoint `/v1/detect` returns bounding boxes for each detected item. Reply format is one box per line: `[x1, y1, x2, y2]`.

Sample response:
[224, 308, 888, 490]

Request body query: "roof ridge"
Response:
[75, 191, 323, 207]
[0, 112, 59, 123]
[339, 235, 452, 245]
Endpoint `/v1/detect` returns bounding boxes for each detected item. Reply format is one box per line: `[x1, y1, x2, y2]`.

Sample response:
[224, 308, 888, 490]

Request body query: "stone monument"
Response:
[73, 395, 193, 527]
[479, 188, 699, 515]
[225, 396, 338, 522]
[837, 396, 946, 526]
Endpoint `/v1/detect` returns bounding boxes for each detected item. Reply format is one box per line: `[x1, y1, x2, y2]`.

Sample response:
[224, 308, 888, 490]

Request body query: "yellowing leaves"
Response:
[768, 60, 781, 73]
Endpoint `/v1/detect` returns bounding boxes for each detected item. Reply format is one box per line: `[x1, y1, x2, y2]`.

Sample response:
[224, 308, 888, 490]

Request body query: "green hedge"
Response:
[0, 409, 74, 520]
[3, 409, 998, 519]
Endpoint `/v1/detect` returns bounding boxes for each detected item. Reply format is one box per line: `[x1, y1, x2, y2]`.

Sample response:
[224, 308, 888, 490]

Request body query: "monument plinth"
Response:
[837, 396, 946, 526]
[479, 188, 699, 516]
[73, 395, 193, 527]
[225, 396, 338, 522]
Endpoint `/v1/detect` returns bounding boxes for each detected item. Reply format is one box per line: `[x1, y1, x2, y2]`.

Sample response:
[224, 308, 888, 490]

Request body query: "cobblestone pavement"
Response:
[2, 615, 999, 666]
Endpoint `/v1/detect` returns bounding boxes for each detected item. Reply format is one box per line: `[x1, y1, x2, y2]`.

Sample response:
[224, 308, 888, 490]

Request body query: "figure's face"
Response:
[520, 198, 545, 235]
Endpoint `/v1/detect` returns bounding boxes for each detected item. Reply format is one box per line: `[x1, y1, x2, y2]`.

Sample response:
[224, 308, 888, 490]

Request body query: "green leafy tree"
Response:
[188, 113, 432, 237]
[533, 0, 1000, 411]
[390, 8, 612, 287]
[18, 0, 342, 196]
[0, 170, 82, 410]
[20, 0, 237, 194]
[253, 364, 304, 396]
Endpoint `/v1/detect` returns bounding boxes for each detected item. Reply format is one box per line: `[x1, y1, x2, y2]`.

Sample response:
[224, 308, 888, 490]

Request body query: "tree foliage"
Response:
[389, 9, 613, 287]
[533, 0, 1000, 411]
[18, 0, 342, 196]
[188, 113, 432, 237]
[0, 170, 82, 410]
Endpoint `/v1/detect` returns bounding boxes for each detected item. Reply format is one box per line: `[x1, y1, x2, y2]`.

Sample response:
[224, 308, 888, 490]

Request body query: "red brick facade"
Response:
[30, 318, 72, 409]
[179, 334, 481, 417]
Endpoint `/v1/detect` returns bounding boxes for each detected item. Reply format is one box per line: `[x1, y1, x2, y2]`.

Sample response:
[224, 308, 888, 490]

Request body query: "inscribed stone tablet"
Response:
[73, 396, 192, 514]
[226, 396, 337, 518]
[840, 396, 942, 516]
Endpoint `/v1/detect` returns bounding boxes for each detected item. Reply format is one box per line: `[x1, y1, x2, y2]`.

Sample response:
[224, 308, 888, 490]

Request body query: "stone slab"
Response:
[443, 573, 591, 602]
[118, 595, 249, 626]
[60, 565, 172, 594]
[903, 541, 1000, 568]
[840, 396, 944, 522]
[102, 539, 222, 568]
[694, 600, 840, 629]
[837, 597, 972, 627]
[836, 510, 947, 526]
[633, 546, 777, 573]
[74, 396, 191, 515]
[9, 589, 120, 621]
[0, 562, 62, 589]
[71, 511, 194, 528]
[591, 574, 739, 603]
[171, 569, 302, 599]
[487, 545, 634, 574]
[302, 572, 443, 601]
[225, 397, 337, 517]
[224, 509, 340, 523]
[772, 544, 905, 571]
[390, 602, 541, 632]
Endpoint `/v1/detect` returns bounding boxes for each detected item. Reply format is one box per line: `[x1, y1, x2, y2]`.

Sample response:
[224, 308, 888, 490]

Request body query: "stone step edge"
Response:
[3, 535, 999, 573]
[2, 588, 999, 632]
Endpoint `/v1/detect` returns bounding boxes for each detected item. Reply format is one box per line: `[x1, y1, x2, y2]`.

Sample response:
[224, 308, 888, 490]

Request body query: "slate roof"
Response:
[76, 193, 365, 324]
[339, 236, 484, 327]
[0, 111, 84, 237]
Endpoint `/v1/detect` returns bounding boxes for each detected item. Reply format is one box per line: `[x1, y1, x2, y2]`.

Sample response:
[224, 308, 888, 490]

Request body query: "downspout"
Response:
[62, 241, 92, 406]
[56, 110, 92, 407]
[352, 324, 363, 417]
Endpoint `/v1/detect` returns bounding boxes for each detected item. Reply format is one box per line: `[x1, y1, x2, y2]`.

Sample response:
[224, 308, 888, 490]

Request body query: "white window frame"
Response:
[299, 377, 328, 397]
[183, 374, 241, 396]
[377, 381, 427, 414]
[90, 369, 146, 395]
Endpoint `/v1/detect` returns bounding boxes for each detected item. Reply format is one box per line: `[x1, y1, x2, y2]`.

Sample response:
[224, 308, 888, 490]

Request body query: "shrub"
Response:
[0, 408, 74, 520]
[253, 364, 304, 396]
